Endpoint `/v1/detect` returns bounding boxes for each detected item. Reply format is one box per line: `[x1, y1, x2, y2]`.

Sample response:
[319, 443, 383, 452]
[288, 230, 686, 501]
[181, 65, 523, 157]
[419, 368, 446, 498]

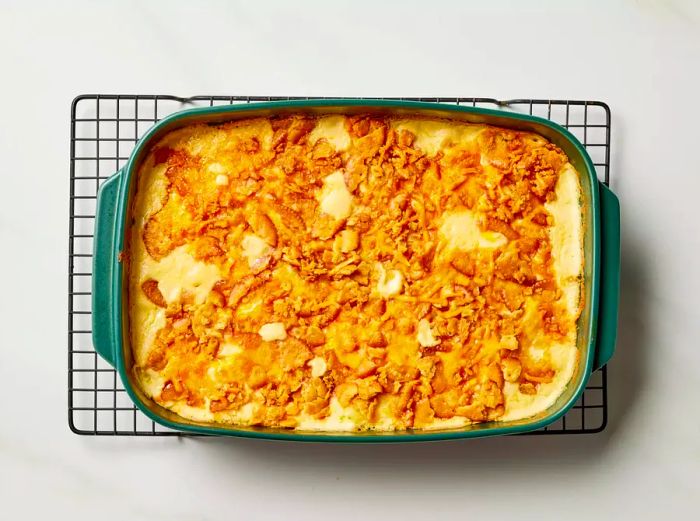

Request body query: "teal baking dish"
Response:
[92, 99, 620, 441]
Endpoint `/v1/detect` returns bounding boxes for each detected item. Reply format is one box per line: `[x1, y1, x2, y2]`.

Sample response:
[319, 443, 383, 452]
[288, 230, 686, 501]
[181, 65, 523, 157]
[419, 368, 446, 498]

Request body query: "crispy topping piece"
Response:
[141, 279, 167, 308]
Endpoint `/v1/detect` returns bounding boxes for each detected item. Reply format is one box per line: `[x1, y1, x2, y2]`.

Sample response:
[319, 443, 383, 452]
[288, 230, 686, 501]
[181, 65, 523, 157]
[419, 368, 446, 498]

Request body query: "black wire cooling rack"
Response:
[68, 95, 611, 436]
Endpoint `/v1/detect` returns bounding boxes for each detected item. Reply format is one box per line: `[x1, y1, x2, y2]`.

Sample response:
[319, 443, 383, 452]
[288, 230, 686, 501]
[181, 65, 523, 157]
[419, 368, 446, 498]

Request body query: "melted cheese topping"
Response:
[129, 114, 584, 432]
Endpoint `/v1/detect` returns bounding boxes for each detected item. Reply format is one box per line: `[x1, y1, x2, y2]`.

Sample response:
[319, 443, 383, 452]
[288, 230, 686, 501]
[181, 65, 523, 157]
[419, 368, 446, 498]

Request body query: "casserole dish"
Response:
[92, 99, 620, 441]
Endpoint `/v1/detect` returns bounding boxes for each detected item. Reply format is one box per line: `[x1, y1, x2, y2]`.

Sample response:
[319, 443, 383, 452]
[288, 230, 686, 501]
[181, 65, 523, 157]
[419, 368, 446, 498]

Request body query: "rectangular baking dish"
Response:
[92, 99, 620, 441]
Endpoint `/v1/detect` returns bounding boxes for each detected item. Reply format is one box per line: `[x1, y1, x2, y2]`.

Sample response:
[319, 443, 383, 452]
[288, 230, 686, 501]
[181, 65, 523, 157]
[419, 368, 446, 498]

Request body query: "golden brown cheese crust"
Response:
[129, 114, 583, 431]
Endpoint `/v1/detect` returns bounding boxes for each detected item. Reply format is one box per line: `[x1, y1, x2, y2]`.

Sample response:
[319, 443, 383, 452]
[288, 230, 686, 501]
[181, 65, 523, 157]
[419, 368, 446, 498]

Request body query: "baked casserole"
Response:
[128, 114, 584, 431]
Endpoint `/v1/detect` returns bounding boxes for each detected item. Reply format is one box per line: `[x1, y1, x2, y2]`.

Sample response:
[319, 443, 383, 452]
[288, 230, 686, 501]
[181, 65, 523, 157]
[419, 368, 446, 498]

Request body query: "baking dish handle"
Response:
[594, 182, 620, 370]
[92, 170, 122, 368]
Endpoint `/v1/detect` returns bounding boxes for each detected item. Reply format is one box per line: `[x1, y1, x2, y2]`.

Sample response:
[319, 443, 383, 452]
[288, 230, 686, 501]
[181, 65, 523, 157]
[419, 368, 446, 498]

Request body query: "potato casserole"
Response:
[127, 113, 584, 431]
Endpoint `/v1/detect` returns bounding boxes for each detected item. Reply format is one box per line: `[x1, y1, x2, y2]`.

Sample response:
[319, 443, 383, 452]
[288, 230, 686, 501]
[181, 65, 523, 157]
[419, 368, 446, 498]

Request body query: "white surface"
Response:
[1, 1, 699, 519]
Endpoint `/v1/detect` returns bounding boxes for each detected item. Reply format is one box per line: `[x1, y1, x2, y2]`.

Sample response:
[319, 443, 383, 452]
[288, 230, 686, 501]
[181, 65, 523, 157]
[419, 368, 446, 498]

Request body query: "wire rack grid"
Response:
[69, 95, 610, 436]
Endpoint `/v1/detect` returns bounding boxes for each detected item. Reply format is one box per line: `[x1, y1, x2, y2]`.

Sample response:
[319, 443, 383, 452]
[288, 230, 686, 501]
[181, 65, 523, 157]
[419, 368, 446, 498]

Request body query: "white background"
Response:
[1, 1, 699, 519]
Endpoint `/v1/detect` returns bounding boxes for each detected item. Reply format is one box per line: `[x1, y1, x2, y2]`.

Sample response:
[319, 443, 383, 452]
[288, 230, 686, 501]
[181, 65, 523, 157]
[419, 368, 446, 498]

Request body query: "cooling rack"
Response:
[69, 95, 610, 436]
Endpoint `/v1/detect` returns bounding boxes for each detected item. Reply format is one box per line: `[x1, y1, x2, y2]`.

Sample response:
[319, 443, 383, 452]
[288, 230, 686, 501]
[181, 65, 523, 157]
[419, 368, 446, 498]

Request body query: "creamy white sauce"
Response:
[258, 322, 287, 341]
[139, 245, 220, 305]
[439, 209, 507, 252]
[308, 115, 351, 151]
[416, 318, 440, 347]
[241, 233, 271, 268]
[375, 263, 403, 298]
[392, 119, 483, 155]
[208, 162, 227, 175]
[546, 164, 584, 316]
[296, 397, 359, 431]
[308, 356, 327, 377]
[318, 171, 353, 220]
